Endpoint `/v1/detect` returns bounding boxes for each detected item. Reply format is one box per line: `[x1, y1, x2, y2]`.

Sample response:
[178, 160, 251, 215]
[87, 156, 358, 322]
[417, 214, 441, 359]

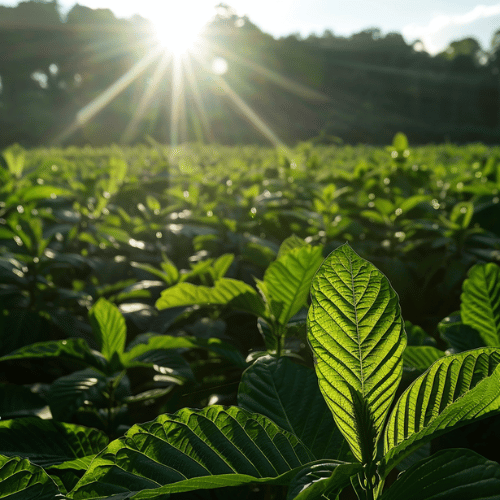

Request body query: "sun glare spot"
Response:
[212, 57, 228, 75]
[151, 7, 205, 56]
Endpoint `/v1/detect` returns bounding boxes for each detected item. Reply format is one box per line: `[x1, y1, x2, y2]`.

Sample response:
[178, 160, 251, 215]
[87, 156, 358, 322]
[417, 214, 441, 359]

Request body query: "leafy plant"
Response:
[4, 244, 499, 498]
[156, 237, 324, 358]
[0, 297, 245, 436]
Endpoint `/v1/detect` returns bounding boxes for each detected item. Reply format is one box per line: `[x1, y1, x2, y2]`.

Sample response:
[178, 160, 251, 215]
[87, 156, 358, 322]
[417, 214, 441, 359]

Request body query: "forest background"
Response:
[2, 0, 500, 148]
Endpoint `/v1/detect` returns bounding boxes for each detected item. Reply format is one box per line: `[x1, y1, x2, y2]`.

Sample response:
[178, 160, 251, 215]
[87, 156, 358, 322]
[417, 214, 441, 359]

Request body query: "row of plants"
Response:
[2, 136, 500, 344]
[1, 136, 500, 497]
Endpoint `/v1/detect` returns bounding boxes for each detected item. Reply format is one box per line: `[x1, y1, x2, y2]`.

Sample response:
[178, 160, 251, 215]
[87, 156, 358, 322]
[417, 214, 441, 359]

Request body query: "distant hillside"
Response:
[1, 1, 499, 146]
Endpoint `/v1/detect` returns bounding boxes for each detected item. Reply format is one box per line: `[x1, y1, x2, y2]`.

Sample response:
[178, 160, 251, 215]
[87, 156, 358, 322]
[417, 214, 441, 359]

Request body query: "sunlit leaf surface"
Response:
[264, 244, 323, 325]
[156, 278, 266, 317]
[382, 348, 500, 476]
[89, 298, 127, 361]
[461, 263, 500, 346]
[308, 244, 406, 462]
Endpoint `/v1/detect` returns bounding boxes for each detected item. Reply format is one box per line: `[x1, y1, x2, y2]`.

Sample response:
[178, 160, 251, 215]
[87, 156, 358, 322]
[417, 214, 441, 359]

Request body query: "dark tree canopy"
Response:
[0, 0, 499, 147]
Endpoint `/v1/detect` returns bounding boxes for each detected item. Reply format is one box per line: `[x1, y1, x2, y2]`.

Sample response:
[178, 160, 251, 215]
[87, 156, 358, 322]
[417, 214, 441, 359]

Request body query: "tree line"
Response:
[1, 0, 500, 147]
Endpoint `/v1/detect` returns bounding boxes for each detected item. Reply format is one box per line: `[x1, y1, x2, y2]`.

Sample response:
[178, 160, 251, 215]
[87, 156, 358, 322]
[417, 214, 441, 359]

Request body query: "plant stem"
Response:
[275, 324, 285, 357]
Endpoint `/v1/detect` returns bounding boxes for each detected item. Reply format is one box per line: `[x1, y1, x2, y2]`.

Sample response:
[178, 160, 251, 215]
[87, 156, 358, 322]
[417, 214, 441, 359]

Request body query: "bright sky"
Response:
[3, 0, 500, 54]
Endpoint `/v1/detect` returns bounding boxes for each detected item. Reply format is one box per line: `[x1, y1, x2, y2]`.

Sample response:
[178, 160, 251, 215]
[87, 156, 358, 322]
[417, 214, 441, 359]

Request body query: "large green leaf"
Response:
[0, 339, 108, 373]
[0, 417, 108, 468]
[156, 278, 266, 317]
[307, 244, 406, 463]
[71, 406, 316, 499]
[264, 244, 323, 325]
[461, 262, 500, 346]
[382, 348, 500, 476]
[0, 455, 63, 499]
[380, 449, 500, 500]
[89, 298, 127, 362]
[238, 356, 347, 460]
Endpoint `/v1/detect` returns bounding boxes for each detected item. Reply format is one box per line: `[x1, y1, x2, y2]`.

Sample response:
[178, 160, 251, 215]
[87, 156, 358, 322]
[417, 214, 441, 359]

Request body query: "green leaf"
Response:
[238, 356, 347, 460]
[382, 348, 500, 476]
[48, 368, 108, 421]
[211, 254, 234, 280]
[160, 255, 180, 284]
[403, 346, 445, 372]
[461, 263, 500, 346]
[156, 278, 266, 318]
[145, 195, 161, 212]
[438, 315, 485, 352]
[380, 449, 500, 500]
[122, 334, 246, 369]
[2, 144, 25, 178]
[450, 201, 474, 229]
[392, 132, 409, 151]
[277, 235, 307, 259]
[180, 259, 214, 283]
[131, 262, 176, 285]
[0, 417, 108, 468]
[287, 461, 362, 500]
[404, 321, 435, 347]
[124, 349, 194, 383]
[71, 406, 316, 498]
[307, 244, 406, 463]
[8, 185, 73, 204]
[0, 338, 108, 373]
[89, 298, 127, 361]
[264, 244, 323, 325]
[0, 455, 63, 499]
[47, 455, 97, 495]
[0, 226, 15, 239]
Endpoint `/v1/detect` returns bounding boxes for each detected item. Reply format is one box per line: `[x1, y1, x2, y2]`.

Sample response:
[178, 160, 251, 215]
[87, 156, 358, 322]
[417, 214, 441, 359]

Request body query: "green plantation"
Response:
[1, 136, 500, 499]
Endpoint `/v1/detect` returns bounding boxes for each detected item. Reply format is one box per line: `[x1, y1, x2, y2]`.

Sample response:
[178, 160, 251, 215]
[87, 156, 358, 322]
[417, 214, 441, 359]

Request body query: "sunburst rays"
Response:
[53, 10, 329, 149]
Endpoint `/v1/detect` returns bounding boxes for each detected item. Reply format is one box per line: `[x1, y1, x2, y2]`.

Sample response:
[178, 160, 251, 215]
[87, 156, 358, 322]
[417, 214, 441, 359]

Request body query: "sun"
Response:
[150, 7, 206, 56]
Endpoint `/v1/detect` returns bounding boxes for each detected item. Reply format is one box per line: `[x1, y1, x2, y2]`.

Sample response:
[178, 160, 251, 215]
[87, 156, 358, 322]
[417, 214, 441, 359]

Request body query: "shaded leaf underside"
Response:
[238, 356, 347, 461]
[380, 448, 500, 500]
[71, 406, 316, 498]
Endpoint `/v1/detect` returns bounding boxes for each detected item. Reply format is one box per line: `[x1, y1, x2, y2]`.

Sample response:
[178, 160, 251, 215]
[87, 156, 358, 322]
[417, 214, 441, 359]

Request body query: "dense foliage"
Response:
[1, 138, 500, 498]
[1, 1, 499, 147]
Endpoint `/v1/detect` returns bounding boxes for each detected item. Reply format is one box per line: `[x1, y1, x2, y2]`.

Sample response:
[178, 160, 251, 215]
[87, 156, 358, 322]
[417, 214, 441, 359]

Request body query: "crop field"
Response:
[1, 135, 500, 499]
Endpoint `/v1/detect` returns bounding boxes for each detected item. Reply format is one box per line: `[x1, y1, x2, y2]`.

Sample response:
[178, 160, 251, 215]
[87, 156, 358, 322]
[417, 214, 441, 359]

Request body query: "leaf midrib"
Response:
[348, 254, 364, 396]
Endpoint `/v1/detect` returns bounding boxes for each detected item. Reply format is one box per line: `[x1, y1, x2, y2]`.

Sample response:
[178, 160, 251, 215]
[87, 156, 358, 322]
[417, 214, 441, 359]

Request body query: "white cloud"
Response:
[402, 2, 500, 54]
